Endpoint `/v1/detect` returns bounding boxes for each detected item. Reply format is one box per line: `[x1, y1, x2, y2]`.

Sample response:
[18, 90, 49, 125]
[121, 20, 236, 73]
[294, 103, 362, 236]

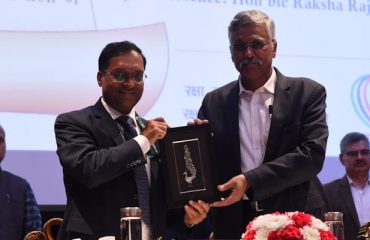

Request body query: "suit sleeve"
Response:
[54, 112, 146, 189]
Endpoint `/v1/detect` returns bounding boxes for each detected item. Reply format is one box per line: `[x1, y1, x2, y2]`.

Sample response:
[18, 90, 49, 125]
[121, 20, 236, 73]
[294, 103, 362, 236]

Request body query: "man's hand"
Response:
[184, 200, 210, 227]
[187, 118, 209, 126]
[210, 174, 250, 207]
[141, 117, 169, 145]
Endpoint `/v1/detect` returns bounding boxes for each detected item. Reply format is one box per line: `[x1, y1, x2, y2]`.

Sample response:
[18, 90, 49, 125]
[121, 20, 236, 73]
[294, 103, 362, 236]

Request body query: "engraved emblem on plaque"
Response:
[183, 144, 197, 184]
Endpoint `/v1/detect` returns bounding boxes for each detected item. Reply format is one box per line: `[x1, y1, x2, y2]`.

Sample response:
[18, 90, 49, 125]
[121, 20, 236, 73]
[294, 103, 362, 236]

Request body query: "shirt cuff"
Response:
[134, 135, 151, 155]
[242, 194, 249, 200]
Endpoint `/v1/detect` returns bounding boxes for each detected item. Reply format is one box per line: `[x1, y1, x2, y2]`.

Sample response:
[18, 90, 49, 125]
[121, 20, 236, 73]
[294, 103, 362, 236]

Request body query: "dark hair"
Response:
[98, 41, 146, 71]
[340, 132, 369, 153]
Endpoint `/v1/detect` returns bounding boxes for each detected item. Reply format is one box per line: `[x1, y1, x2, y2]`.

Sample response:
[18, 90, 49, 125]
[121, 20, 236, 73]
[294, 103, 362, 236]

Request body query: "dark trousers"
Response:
[241, 200, 264, 233]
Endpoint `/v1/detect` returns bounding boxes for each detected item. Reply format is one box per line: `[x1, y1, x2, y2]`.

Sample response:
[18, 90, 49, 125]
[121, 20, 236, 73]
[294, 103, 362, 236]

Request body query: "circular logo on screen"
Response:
[351, 74, 370, 127]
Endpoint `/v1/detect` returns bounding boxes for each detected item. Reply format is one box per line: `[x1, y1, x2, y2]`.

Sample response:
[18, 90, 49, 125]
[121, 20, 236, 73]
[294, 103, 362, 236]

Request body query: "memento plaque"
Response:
[159, 124, 218, 209]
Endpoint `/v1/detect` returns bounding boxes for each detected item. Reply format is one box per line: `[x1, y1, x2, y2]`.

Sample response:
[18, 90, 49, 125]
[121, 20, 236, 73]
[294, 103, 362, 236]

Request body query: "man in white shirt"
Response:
[325, 132, 370, 240]
[196, 9, 329, 239]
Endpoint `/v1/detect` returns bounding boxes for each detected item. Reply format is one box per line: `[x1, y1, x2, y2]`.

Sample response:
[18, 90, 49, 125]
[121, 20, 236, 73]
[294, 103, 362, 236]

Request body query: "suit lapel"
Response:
[339, 176, 360, 226]
[264, 69, 291, 162]
[226, 82, 242, 170]
[92, 98, 123, 145]
[92, 102, 160, 184]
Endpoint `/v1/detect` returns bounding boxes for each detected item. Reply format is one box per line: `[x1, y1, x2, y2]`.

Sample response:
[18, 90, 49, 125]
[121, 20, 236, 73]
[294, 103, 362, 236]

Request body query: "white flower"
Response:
[252, 214, 292, 231]
[311, 217, 329, 231]
[254, 227, 273, 239]
[241, 212, 335, 240]
[300, 226, 321, 240]
[249, 214, 293, 239]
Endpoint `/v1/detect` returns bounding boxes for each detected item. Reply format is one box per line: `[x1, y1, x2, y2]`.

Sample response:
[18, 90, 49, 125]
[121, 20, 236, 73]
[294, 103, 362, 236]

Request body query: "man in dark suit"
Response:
[324, 132, 370, 240]
[54, 41, 209, 240]
[195, 10, 328, 239]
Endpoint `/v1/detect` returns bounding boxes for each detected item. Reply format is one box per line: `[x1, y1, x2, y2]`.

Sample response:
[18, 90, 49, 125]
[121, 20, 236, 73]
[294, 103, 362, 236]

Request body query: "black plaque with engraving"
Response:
[159, 124, 218, 209]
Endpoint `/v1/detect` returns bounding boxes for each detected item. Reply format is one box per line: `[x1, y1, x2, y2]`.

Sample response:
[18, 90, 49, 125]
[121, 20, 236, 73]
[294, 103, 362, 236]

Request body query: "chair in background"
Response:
[24, 218, 63, 240]
[23, 231, 46, 240]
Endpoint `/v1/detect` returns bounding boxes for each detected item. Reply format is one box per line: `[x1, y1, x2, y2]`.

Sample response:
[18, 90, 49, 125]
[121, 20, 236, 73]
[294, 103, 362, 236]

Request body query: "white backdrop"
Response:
[0, 0, 369, 205]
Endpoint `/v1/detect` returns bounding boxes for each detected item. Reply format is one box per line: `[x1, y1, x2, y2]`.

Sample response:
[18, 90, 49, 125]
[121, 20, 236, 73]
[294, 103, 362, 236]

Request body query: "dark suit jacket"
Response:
[324, 176, 360, 240]
[0, 169, 28, 240]
[198, 68, 329, 239]
[54, 99, 180, 239]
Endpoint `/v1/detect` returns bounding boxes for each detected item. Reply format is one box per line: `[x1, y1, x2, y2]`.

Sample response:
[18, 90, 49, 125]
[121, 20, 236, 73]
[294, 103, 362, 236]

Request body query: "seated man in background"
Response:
[0, 124, 42, 239]
[324, 132, 370, 240]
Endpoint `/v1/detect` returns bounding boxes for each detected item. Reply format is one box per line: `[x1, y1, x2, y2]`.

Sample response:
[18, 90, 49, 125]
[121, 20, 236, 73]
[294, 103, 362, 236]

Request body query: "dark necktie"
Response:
[115, 116, 151, 225]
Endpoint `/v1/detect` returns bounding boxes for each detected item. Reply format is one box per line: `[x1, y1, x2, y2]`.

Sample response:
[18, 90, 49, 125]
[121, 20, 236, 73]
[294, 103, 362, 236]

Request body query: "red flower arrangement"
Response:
[242, 212, 336, 240]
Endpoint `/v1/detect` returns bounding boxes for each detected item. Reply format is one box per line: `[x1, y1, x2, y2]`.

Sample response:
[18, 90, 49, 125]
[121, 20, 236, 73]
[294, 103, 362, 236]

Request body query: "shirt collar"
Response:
[347, 175, 370, 188]
[100, 97, 137, 125]
[239, 67, 276, 95]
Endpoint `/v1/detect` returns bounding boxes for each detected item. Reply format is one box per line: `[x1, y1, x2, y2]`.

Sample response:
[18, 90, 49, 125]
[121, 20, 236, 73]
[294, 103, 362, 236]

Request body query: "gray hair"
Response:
[340, 132, 369, 153]
[228, 10, 276, 42]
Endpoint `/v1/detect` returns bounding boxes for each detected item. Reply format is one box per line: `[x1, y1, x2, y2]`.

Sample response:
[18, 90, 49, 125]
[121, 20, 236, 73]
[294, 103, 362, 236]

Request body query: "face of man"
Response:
[0, 127, 5, 162]
[340, 140, 370, 176]
[229, 23, 277, 86]
[97, 50, 144, 114]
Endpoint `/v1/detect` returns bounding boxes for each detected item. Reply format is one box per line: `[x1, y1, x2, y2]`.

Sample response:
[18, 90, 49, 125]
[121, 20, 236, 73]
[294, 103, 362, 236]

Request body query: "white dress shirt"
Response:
[239, 68, 276, 173]
[348, 175, 370, 226]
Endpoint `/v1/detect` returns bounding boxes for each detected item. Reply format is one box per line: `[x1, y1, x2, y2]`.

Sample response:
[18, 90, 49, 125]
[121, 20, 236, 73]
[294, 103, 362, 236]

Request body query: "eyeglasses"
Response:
[102, 71, 147, 83]
[343, 149, 370, 157]
[231, 40, 272, 52]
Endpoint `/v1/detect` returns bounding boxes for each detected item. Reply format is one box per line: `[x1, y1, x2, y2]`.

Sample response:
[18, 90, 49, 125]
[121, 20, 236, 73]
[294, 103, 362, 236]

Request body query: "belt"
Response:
[251, 200, 264, 212]
[243, 200, 264, 212]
